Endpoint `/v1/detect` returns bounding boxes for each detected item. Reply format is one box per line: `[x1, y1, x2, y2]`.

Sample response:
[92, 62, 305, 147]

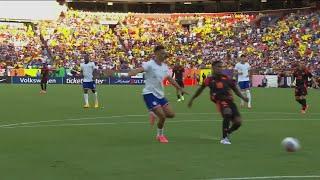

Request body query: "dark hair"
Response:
[240, 54, 246, 58]
[211, 61, 222, 67]
[154, 45, 165, 53]
[84, 54, 90, 60]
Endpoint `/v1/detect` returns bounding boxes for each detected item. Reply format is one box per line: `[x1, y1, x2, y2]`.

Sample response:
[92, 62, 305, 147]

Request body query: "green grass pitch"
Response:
[0, 85, 319, 180]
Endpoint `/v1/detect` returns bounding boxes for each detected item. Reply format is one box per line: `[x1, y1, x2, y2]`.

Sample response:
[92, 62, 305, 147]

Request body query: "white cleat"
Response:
[220, 138, 232, 145]
[248, 104, 252, 109]
[181, 96, 185, 101]
[177, 99, 182, 102]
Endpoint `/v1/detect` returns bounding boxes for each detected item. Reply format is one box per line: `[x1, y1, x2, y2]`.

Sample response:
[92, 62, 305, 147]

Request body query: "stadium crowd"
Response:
[0, 9, 319, 77]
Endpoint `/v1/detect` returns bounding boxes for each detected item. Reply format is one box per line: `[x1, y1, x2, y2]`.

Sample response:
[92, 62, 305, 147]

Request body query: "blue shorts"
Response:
[83, 81, 96, 90]
[143, 93, 169, 110]
[238, 81, 250, 90]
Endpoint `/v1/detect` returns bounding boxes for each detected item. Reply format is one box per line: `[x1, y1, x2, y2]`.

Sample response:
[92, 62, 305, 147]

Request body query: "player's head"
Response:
[240, 54, 246, 64]
[211, 61, 223, 75]
[84, 54, 90, 64]
[154, 45, 168, 62]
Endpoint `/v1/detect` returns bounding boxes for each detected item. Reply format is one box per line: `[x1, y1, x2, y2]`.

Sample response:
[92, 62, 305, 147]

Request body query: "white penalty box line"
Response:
[0, 112, 319, 129]
[209, 175, 320, 180]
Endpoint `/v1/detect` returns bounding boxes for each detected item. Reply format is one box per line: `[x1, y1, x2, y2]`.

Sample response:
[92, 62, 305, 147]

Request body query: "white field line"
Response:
[1, 118, 320, 129]
[0, 111, 319, 128]
[208, 175, 320, 180]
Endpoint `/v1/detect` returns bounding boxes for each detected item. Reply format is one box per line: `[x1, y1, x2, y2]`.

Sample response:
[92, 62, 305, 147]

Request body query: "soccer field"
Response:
[0, 85, 319, 180]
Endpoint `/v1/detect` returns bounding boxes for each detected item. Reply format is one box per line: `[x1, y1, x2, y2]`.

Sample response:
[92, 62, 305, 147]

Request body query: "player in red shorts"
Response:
[292, 63, 318, 114]
[188, 61, 248, 145]
[40, 63, 50, 94]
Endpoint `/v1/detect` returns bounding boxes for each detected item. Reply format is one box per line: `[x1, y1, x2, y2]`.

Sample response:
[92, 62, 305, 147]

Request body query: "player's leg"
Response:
[143, 94, 168, 143]
[238, 82, 245, 107]
[179, 80, 185, 101]
[162, 103, 175, 119]
[83, 82, 90, 108]
[295, 86, 308, 113]
[40, 82, 44, 93]
[228, 102, 242, 134]
[152, 106, 169, 143]
[91, 82, 99, 108]
[176, 88, 181, 102]
[44, 82, 47, 92]
[83, 89, 89, 108]
[40, 79, 47, 93]
[245, 86, 252, 109]
[300, 94, 308, 114]
[219, 101, 233, 144]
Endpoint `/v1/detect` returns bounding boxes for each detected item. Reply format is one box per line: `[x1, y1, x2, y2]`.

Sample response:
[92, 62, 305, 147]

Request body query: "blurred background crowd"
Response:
[0, 9, 319, 78]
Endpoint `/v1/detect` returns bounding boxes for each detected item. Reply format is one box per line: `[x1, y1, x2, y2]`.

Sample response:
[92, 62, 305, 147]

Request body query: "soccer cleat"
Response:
[94, 103, 99, 108]
[220, 138, 231, 145]
[156, 135, 169, 143]
[248, 103, 252, 109]
[177, 99, 182, 102]
[301, 105, 309, 114]
[149, 112, 156, 127]
[181, 96, 185, 101]
[83, 104, 90, 108]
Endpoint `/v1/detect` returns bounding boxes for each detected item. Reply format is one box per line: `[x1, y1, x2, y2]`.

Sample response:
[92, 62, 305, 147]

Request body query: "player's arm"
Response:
[188, 84, 206, 108]
[234, 64, 242, 75]
[171, 69, 175, 78]
[166, 76, 189, 95]
[128, 67, 144, 77]
[230, 81, 249, 102]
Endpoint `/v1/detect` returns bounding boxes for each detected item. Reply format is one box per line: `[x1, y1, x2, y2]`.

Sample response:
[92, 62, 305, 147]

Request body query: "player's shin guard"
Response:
[44, 83, 47, 91]
[94, 92, 99, 104]
[41, 83, 44, 90]
[222, 118, 230, 138]
[84, 93, 89, 105]
[240, 91, 245, 106]
[246, 90, 251, 107]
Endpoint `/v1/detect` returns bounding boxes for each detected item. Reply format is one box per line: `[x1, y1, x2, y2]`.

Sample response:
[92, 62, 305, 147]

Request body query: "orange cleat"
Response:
[156, 135, 169, 143]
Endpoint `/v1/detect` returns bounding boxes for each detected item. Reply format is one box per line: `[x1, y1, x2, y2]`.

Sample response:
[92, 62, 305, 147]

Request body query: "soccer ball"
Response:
[281, 137, 301, 152]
